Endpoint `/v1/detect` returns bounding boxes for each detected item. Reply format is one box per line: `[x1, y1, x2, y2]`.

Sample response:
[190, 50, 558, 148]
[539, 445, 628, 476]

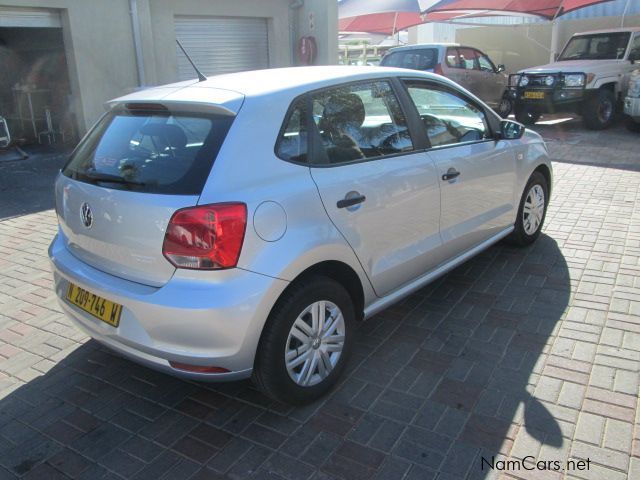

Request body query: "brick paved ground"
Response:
[0, 119, 638, 479]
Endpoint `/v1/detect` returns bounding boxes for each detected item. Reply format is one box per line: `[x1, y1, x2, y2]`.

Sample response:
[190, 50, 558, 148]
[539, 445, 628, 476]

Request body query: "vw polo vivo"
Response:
[49, 67, 552, 404]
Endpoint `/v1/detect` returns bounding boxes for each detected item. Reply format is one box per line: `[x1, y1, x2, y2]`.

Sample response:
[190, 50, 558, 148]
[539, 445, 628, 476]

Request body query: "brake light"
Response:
[162, 203, 247, 270]
[434, 63, 444, 76]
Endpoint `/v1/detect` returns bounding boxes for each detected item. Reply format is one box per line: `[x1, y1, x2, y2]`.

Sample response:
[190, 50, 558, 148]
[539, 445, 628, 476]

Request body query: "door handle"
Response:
[442, 168, 461, 181]
[337, 194, 366, 209]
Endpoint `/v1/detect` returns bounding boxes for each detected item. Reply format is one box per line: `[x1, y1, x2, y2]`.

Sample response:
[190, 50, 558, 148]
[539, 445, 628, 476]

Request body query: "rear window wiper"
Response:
[81, 170, 147, 187]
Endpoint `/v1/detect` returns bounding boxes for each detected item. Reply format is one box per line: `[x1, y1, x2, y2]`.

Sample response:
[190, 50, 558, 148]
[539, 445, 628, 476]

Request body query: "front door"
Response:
[401, 79, 517, 259]
[307, 79, 443, 297]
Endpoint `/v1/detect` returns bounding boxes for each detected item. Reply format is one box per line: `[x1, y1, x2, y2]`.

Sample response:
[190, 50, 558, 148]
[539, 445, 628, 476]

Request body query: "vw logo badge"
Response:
[80, 202, 93, 229]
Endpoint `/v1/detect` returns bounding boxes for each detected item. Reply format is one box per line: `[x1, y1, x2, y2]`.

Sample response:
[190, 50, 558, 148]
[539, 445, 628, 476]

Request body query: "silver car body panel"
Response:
[310, 152, 443, 297]
[55, 177, 196, 287]
[50, 66, 552, 379]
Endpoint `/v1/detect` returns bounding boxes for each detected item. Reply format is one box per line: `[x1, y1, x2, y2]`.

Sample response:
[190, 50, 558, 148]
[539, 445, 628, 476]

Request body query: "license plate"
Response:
[524, 91, 545, 100]
[66, 283, 123, 327]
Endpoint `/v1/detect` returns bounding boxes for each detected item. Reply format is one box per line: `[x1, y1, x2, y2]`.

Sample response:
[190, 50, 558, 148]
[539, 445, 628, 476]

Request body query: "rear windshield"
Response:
[380, 49, 438, 70]
[62, 109, 233, 195]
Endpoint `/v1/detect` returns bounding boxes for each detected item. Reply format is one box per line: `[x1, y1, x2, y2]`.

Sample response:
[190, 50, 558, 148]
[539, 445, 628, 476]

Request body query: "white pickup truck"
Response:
[508, 27, 640, 130]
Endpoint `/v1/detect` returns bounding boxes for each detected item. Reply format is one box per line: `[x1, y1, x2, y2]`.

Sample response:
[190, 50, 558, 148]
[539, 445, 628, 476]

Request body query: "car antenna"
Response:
[176, 39, 207, 82]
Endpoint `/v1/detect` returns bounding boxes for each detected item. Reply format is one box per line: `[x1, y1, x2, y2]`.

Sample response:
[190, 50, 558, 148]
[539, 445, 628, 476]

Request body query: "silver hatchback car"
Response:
[49, 66, 552, 404]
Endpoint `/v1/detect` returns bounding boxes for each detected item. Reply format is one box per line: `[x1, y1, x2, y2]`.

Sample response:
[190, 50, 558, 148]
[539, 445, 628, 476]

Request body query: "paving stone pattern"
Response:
[0, 122, 639, 479]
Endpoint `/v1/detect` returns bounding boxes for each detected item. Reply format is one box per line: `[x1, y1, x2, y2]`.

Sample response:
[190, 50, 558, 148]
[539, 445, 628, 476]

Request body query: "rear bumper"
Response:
[48, 232, 289, 381]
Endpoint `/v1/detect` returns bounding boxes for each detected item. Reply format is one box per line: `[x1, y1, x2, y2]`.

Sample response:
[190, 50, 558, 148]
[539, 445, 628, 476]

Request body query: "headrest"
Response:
[140, 123, 187, 149]
[322, 93, 366, 129]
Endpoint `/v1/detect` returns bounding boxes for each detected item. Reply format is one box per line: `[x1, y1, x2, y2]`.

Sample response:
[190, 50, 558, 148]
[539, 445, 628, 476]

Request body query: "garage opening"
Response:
[175, 16, 269, 81]
[0, 8, 76, 148]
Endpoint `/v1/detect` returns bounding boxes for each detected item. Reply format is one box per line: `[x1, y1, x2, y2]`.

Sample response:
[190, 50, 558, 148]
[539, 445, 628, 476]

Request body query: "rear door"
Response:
[307, 79, 443, 297]
[57, 106, 234, 286]
[401, 79, 517, 259]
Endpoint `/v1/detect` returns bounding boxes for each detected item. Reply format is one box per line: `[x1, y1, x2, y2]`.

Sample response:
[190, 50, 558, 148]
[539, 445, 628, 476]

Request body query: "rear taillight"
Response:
[162, 203, 247, 270]
[434, 63, 444, 76]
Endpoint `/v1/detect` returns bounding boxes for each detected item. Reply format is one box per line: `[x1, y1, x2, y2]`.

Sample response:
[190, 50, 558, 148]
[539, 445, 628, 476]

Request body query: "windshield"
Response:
[63, 109, 233, 195]
[558, 32, 631, 61]
[381, 48, 438, 70]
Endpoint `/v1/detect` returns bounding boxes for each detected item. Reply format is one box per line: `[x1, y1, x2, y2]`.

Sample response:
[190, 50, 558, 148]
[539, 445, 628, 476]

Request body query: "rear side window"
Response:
[381, 49, 438, 70]
[63, 109, 233, 195]
[276, 98, 308, 163]
[310, 80, 413, 165]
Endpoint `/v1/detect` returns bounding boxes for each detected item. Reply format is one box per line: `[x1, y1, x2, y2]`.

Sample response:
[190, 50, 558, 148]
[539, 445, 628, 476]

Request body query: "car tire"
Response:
[497, 95, 513, 118]
[253, 275, 355, 405]
[515, 106, 541, 125]
[625, 116, 640, 133]
[506, 171, 549, 247]
[583, 88, 616, 130]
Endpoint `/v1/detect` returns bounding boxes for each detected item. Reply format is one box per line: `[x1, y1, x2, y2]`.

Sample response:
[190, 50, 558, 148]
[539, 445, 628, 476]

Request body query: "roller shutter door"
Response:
[175, 16, 269, 80]
[0, 7, 61, 28]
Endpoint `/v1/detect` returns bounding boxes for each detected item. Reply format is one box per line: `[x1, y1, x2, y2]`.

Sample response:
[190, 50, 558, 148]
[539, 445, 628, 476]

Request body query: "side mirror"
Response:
[630, 52, 638, 64]
[499, 120, 525, 140]
[496, 64, 506, 73]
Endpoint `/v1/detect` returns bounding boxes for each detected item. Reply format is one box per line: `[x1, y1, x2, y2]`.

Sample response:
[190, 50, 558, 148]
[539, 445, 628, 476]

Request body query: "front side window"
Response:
[310, 80, 413, 165]
[63, 110, 232, 195]
[404, 81, 488, 148]
[477, 53, 495, 72]
[630, 35, 640, 60]
[558, 32, 631, 61]
[457, 48, 478, 70]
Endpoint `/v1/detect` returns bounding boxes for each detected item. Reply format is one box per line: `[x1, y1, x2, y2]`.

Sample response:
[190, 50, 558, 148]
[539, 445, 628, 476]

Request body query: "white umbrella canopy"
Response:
[338, 0, 440, 35]
[338, 0, 436, 18]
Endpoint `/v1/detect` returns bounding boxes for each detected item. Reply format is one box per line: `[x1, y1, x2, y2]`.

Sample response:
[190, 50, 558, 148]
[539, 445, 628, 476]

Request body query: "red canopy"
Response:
[423, 0, 615, 21]
[339, 12, 425, 35]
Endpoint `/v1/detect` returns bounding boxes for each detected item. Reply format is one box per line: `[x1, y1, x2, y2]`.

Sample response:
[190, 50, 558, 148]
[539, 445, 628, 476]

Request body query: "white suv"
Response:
[509, 27, 640, 130]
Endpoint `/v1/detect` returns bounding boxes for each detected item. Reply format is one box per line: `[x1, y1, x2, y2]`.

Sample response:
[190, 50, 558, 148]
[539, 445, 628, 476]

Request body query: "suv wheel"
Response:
[515, 106, 541, 125]
[506, 171, 549, 246]
[497, 95, 513, 118]
[253, 276, 355, 404]
[583, 88, 615, 130]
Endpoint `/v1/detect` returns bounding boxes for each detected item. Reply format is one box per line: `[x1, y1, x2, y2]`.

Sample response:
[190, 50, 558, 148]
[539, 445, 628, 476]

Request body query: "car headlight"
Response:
[563, 73, 586, 88]
[509, 74, 521, 87]
[519, 75, 530, 87]
[544, 75, 555, 86]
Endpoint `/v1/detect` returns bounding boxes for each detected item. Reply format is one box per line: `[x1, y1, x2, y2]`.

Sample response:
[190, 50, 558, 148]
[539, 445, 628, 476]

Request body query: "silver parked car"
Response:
[380, 43, 512, 117]
[49, 66, 552, 404]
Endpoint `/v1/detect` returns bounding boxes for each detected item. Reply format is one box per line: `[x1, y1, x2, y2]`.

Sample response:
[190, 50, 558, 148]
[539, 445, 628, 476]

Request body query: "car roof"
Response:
[573, 26, 640, 36]
[388, 43, 459, 51]
[110, 66, 444, 113]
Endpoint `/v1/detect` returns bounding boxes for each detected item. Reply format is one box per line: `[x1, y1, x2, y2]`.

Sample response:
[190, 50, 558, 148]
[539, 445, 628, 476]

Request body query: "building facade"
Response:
[0, 0, 337, 142]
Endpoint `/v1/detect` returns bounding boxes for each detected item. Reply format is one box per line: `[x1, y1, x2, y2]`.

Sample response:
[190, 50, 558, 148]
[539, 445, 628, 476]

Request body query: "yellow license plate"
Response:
[66, 283, 123, 327]
[524, 91, 545, 100]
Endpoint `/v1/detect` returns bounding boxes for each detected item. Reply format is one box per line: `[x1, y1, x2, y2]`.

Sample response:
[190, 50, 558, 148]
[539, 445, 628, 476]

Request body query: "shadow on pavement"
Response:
[528, 115, 640, 172]
[0, 145, 70, 220]
[0, 233, 570, 479]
